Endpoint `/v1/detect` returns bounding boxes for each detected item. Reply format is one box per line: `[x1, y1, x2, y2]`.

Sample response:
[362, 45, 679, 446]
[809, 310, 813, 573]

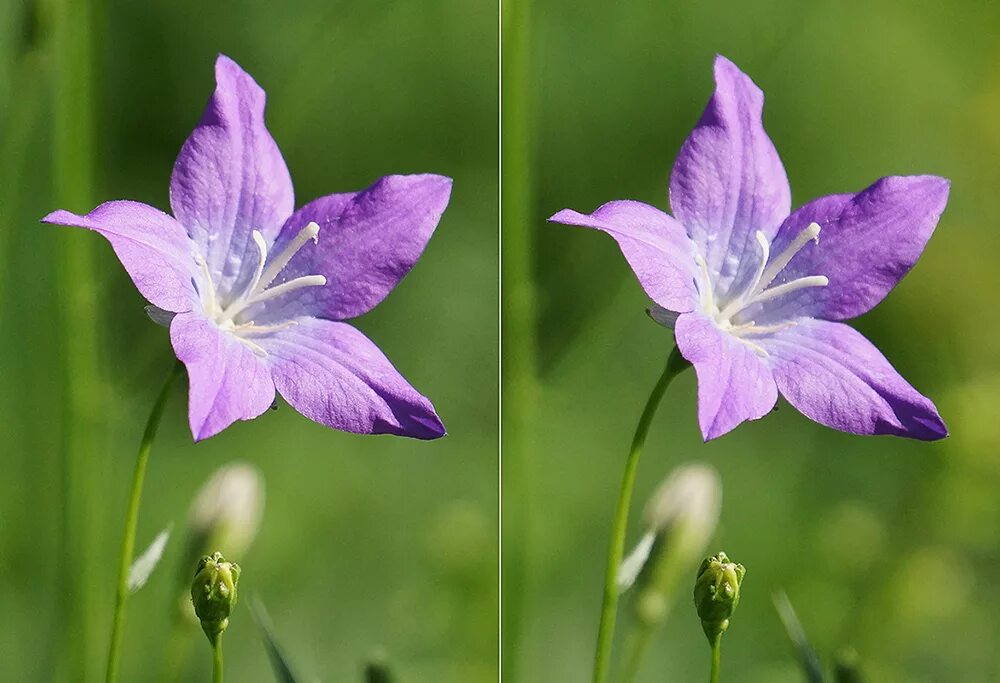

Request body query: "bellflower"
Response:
[45, 55, 450, 440]
[551, 56, 948, 441]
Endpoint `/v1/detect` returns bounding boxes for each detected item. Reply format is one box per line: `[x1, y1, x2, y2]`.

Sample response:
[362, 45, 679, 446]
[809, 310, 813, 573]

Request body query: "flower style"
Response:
[45, 55, 450, 441]
[551, 56, 948, 441]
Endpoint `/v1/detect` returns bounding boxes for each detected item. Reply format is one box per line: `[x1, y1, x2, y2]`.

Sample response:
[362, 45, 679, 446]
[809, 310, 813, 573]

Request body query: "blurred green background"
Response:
[0, 1, 496, 682]
[506, 0, 1000, 681]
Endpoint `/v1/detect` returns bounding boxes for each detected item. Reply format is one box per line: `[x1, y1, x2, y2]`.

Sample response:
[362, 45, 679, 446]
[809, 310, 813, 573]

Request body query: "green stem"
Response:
[592, 346, 689, 683]
[212, 636, 224, 683]
[105, 362, 183, 683]
[500, 0, 536, 679]
[44, 0, 103, 679]
[709, 634, 722, 683]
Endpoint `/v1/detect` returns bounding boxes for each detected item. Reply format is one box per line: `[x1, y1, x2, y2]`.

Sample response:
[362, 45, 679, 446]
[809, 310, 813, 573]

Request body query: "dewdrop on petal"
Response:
[191, 552, 241, 643]
[693, 551, 745, 643]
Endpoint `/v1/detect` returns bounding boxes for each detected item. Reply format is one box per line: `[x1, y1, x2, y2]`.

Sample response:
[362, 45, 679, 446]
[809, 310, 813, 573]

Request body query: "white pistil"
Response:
[196, 222, 327, 357]
[217, 222, 326, 324]
[755, 222, 821, 293]
[697, 222, 828, 358]
[256, 221, 320, 293]
[242, 274, 327, 307]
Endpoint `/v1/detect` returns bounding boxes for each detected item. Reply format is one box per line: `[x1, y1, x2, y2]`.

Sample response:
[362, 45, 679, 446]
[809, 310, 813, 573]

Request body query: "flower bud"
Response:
[187, 462, 264, 560]
[619, 464, 721, 628]
[693, 551, 745, 643]
[191, 551, 241, 642]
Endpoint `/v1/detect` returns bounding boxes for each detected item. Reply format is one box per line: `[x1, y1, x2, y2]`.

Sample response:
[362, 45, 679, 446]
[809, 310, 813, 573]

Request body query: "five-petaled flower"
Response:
[45, 55, 451, 441]
[551, 55, 949, 441]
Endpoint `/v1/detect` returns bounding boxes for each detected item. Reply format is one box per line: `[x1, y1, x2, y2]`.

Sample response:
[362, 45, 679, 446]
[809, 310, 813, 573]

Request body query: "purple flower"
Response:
[551, 56, 948, 442]
[45, 55, 451, 441]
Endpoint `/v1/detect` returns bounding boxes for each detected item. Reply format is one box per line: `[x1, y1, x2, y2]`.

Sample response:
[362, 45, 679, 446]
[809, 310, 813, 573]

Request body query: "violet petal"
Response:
[43, 201, 198, 312]
[669, 55, 791, 298]
[675, 311, 778, 441]
[170, 54, 294, 300]
[170, 311, 276, 441]
[549, 200, 699, 313]
[259, 174, 451, 322]
[760, 318, 947, 440]
[259, 317, 445, 439]
[758, 175, 950, 322]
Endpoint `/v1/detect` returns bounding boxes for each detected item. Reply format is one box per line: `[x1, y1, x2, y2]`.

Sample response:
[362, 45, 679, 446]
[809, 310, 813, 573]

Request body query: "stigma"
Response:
[696, 222, 828, 357]
[196, 222, 328, 356]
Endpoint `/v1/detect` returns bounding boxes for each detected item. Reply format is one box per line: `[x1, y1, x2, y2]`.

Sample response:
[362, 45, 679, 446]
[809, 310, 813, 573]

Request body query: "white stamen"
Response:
[732, 320, 797, 337]
[748, 275, 829, 306]
[755, 222, 821, 293]
[194, 253, 221, 316]
[246, 275, 327, 306]
[718, 231, 770, 320]
[244, 230, 269, 298]
[256, 222, 320, 294]
[238, 337, 268, 357]
[692, 222, 828, 356]
[232, 320, 299, 336]
[197, 222, 327, 358]
[694, 254, 715, 313]
[216, 223, 326, 325]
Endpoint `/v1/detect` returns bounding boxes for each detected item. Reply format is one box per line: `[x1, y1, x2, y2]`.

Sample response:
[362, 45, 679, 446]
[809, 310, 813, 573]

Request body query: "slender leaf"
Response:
[773, 591, 827, 683]
[249, 597, 301, 683]
[127, 526, 170, 593]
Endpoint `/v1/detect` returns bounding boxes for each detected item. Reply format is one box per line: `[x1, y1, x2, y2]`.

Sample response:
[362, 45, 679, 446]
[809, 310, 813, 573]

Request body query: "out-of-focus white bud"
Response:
[618, 462, 722, 628]
[643, 462, 721, 555]
[187, 462, 264, 559]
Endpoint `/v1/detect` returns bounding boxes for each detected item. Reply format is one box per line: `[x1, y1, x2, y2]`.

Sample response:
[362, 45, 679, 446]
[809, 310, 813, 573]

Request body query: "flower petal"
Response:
[170, 54, 294, 300]
[259, 317, 445, 439]
[759, 175, 949, 322]
[170, 311, 276, 441]
[43, 201, 198, 312]
[669, 55, 791, 298]
[548, 200, 699, 313]
[674, 312, 778, 441]
[257, 174, 451, 322]
[760, 318, 946, 440]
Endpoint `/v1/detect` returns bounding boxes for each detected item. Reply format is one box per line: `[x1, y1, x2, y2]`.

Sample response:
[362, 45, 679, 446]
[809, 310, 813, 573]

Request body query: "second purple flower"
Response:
[551, 55, 948, 442]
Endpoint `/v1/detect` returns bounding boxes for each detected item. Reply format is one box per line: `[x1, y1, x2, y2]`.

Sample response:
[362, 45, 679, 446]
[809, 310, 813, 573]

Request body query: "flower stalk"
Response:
[591, 346, 690, 683]
[105, 362, 183, 683]
[618, 463, 721, 683]
[501, 0, 538, 676]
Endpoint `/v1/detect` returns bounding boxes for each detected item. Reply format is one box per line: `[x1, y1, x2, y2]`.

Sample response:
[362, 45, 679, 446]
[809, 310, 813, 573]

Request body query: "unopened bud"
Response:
[693, 551, 745, 643]
[187, 462, 264, 559]
[620, 464, 721, 628]
[191, 551, 241, 642]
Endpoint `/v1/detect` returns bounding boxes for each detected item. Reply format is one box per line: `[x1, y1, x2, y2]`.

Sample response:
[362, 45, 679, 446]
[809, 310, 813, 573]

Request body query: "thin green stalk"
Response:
[709, 634, 722, 683]
[500, 0, 536, 680]
[212, 637, 224, 683]
[592, 347, 689, 683]
[106, 362, 183, 683]
[43, 0, 103, 679]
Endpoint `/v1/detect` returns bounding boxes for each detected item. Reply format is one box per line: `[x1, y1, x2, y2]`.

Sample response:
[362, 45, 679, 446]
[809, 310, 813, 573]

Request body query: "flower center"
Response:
[195, 221, 327, 356]
[695, 222, 828, 357]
